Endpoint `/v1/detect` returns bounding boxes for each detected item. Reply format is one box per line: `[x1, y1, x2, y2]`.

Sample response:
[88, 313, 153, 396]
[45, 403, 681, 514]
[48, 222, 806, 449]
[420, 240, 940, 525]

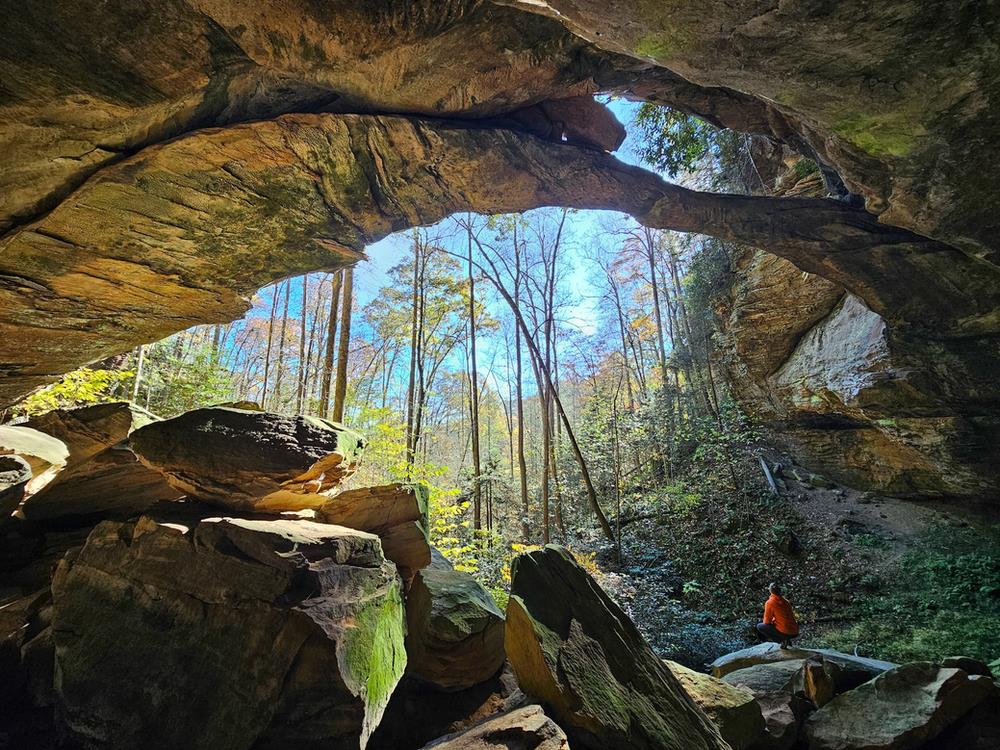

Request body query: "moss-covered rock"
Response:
[505, 545, 728, 750]
[405, 549, 505, 691]
[51, 509, 406, 750]
[664, 660, 765, 750]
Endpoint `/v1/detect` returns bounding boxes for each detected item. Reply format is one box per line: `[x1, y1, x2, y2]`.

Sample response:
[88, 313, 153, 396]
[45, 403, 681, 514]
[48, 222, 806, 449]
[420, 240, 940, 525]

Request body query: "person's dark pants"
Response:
[755, 622, 795, 643]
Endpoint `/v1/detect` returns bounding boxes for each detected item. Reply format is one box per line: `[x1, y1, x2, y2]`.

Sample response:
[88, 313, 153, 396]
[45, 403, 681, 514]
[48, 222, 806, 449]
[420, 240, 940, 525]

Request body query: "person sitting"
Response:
[755, 582, 799, 647]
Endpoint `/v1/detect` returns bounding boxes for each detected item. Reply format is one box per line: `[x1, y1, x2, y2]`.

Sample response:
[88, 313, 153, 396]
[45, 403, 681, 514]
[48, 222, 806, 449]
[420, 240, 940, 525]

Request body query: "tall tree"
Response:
[320, 271, 343, 417]
[296, 275, 309, 413]
[467, 217, 483, 530]
[272, 280, 291, 410]
[332, 266, 354, 422]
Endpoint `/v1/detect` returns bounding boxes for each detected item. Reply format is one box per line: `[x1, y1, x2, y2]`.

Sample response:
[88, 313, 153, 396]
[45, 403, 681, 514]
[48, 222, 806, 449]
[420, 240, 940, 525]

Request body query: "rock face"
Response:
[0, 425, 69, 490]
[405, 549, 505, 691]
[805, 662, 999, 750]
[418, 705, 569, 750]
[129, 407, 365, 510]
[318, 483, 431, 581]
[715, 246, 1000, 498]
[505, 545, 728, 750]
[51, 512, 406, 750]
[19, 402, 180, 525]
[664, 659, 766, 750]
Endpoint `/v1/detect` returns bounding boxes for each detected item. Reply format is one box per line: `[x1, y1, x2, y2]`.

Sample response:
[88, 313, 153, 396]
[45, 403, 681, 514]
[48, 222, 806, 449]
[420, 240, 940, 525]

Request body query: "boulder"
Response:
[722, 660, 813, 750]
[418, 705, 569, 750]
[51, 511, 406, 750]
[711, 642, 896, 690]
[25, 402, 155, 467]
[319, 483, 431, 580]
[926, 694, 1000, 750]
[505, 545, 727, 750]
[805, 662, 999, 750]
[405, 549, 505, 691]
[19, 446, 183, 526]
[11, 403, 181, 526]
[940, 656, 993, 677]
[0, 454, 32, 521]
[129, 407, 365, 511]
[664, 659, 766, 750]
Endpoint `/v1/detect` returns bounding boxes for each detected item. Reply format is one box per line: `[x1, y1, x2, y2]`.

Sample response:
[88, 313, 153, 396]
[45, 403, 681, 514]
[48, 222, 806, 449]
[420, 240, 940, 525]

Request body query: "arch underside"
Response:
[2, 0, 1000, 497]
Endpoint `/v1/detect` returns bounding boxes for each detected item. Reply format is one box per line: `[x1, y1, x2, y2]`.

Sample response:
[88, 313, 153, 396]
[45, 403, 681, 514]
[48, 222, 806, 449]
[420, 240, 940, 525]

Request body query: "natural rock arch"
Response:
[3, 113, 997, 409]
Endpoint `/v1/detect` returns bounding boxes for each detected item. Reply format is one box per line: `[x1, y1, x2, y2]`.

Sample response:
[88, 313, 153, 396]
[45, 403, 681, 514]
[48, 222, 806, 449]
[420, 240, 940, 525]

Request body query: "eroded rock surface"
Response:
[805, 662, 999, 750]
[664, 659, 766, 750]
[505, 545, 727, 750]
[129, 407, 365, 510]
[405, 549, 505, 691]
[51, 511, 406, 750]
[318, 483, 431, 580]
[0, 454, 32, 521]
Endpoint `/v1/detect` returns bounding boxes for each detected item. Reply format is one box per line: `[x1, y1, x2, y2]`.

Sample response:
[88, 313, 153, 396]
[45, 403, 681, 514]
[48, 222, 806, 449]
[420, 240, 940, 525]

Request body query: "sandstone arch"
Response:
[3, 113, 998, 409]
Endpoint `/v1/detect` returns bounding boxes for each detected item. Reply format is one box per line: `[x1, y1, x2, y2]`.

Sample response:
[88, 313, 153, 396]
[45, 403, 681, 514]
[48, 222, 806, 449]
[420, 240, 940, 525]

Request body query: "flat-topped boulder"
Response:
[805, 662, 1000, 750]
[129, 407, 365, 511]
[711, 642, 896, 688]
[505, 545, 728, 750]
[722, 660, 815, 750]
[664, 660, 766, 750]
[418, 705, 569, 750]
[406, 549, 505, 691]
[0, 425, 69, 493]
[51, 510, 405, 750]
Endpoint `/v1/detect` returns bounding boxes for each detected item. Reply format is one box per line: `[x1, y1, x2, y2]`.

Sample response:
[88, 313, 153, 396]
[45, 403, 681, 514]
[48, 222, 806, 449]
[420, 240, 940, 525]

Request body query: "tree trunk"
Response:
[467, 217, 483, 531]
[296, 275, 308, 413]
[273, 280, 291, 411]
[262, 284, 280, 408]
[320, 271, 343, 418]
[332, 267, 354, 422]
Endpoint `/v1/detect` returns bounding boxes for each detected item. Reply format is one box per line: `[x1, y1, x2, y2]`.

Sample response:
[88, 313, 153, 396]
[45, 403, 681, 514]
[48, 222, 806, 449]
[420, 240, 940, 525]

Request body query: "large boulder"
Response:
[805, 662, 999, 750]
[418, 705, 569, 750]
[405, 549, 505, 691]
[318, 483, 431, 580]
[51, 511, 406, 750]
[505, 545, 728, 750]
[664, 660, 766, 750]
[19, 403, 181, 526]
[722, 661, 813, 750]
[129, 407, 365, 511]
[711, 642, 896, 690]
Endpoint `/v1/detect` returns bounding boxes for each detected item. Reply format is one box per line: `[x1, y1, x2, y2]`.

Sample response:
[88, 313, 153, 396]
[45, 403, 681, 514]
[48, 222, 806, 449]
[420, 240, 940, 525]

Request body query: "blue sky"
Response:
[354, 99, 651, 333]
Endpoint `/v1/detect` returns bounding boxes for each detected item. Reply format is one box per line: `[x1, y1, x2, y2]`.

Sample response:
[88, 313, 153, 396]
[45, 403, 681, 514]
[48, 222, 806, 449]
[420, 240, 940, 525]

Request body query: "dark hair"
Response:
[768, 582, 782, 595]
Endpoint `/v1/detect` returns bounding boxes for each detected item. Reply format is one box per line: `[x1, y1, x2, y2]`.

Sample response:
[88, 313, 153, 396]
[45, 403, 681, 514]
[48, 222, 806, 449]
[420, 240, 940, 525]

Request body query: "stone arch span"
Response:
[2, 114, 998, 408]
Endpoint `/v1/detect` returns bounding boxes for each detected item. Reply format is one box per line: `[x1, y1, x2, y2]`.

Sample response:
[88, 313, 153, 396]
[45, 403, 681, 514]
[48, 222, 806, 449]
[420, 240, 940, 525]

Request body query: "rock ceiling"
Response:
[2, 0, 998, 414]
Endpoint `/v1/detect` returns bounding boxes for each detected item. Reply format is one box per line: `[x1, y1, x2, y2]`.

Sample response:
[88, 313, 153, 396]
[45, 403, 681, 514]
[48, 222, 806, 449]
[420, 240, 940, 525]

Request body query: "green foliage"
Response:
[791, 158, 820, 180]
[138, 338, 234, 416]
[825, 527, 1000, 662]
[15, 368, 134, 417]
[633, 104, 726, 178]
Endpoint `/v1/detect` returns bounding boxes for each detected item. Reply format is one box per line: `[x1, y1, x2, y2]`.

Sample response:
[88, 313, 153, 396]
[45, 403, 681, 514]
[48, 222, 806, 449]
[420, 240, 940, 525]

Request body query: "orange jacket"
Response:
[764, 593, 799, 636]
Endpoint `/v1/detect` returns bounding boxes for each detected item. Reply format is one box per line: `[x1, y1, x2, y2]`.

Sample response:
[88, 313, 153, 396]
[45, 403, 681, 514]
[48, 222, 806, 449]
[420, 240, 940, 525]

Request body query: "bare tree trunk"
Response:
[262, 284, 280, 408]
[273, 281, 291, 410]
[296, 275, 308, 413]
[405, 234, 421, 468]
[332, 267, 353, 423]
[467, 217, 483, 531]
[513, 223, 530, 541]
[131, 345, 145, 402]
[320, 271, 343, 418]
